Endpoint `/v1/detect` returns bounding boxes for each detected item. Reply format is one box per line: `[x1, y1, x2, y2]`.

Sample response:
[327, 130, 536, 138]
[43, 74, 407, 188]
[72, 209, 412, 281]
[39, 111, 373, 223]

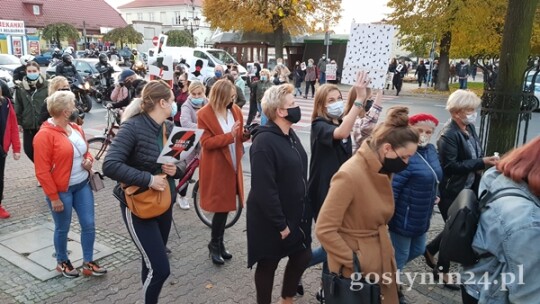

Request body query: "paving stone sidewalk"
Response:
[0, 144, 462, 304]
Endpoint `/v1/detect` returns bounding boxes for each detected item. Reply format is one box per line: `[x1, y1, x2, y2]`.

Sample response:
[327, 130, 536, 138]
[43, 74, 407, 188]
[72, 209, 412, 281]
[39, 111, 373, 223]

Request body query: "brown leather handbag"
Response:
[122, 125, 171, 219]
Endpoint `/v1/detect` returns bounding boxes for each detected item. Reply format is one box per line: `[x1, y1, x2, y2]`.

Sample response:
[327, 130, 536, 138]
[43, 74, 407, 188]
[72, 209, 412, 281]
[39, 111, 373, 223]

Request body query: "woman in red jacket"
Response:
[34, 91, 107, 278]
[0, 80, 21, 219]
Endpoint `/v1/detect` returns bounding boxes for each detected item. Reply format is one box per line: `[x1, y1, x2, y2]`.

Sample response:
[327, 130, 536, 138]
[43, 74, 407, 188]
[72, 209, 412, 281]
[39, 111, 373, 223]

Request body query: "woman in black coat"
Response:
[246, 84, 311, 304]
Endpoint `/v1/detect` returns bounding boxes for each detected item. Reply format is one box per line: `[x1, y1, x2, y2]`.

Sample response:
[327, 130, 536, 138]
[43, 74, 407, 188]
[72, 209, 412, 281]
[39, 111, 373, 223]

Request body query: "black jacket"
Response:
[246, 122, 309, 267]
[12, 65, 26, 82]
[55, 62, 79, 80]
[437, 119, 485, 203]
[103, 113, 184, 201]
[415, 64, 427, 77]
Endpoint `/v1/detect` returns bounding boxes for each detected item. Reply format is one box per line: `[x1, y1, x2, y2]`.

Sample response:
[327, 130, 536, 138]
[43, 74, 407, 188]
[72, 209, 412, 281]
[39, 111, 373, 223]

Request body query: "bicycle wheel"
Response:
[192, 180, 243, 229]
[87, 137, 108, 175]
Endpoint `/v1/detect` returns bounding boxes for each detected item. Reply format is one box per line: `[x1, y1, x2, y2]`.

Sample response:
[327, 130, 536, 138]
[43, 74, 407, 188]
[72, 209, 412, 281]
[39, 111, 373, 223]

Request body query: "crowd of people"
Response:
[0, 53, 538, 304]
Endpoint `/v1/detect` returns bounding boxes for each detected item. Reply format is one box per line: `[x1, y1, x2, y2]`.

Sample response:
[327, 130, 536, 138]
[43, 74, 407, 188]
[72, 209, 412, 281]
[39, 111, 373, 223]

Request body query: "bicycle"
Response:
[176, 152, 243, 229]
[87, 106, 121, 174]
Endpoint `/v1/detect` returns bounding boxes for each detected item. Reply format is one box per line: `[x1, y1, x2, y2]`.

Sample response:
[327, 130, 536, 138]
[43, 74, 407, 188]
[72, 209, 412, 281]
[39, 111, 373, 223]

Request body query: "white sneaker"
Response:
[177, 195, 190, 210]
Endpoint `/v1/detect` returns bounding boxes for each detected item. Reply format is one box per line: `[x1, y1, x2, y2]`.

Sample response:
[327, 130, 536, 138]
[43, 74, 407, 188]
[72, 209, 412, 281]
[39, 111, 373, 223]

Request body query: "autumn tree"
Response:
[103, 25, 143, 47]
[166, 30, 195, 47]
[485, 0, 539, 154]
[41, 23, 79, 49]
[203, 0, 340, 59]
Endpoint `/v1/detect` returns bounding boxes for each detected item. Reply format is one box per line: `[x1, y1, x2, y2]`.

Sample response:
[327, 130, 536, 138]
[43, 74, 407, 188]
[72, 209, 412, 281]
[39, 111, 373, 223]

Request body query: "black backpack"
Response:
[439, 188, 528, 266]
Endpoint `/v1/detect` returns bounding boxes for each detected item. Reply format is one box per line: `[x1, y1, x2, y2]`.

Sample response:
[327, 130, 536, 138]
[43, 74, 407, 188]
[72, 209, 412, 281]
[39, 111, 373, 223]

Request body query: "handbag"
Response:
[121, 125, 172, 219]
[322, 252, 381, 304]
[89, 171, 105, 192]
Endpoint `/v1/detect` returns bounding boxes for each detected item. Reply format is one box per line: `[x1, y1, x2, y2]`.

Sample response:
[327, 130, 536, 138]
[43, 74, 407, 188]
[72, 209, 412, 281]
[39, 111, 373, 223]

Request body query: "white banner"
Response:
[326, 63, 337, 81]
[157, 127, 204, 164]
[0, 19, 25, 35]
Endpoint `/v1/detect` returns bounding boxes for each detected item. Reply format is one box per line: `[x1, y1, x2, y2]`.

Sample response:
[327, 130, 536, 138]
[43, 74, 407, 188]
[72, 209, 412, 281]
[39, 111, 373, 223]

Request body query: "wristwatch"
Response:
[354, 99, 364, 108]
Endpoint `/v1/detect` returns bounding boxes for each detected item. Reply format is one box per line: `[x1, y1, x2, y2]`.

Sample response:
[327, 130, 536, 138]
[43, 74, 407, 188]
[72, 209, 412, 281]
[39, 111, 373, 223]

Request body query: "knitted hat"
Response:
[119, 69, 136, 83]
[409, 113, 439, 129]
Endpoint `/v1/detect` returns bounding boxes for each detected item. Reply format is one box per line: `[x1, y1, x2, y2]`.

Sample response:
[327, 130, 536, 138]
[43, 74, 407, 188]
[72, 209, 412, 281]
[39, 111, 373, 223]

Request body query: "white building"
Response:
[117, 0, 212, 49]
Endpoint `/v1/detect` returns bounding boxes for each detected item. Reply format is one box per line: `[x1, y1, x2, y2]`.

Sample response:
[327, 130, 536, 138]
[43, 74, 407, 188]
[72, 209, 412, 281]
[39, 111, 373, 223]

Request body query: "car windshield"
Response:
[207, 50, 238, 65]
[0, 55, 20, 65]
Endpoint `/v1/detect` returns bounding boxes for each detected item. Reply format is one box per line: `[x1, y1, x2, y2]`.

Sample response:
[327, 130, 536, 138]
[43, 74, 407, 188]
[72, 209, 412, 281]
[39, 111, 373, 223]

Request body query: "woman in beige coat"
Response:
[316, 106, 420, 304]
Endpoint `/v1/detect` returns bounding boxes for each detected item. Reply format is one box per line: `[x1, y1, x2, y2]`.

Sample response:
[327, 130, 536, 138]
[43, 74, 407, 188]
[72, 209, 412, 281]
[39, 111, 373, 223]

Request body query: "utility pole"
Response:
[83, 21, 87, 49]
[324, 18, 331, 57]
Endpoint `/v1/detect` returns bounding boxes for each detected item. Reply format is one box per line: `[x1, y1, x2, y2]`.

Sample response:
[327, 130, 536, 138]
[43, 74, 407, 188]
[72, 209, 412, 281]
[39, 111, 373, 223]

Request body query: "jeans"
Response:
[319, 72, 326, 84]
[309, 246, 327, 267]
[459, 78, 468, 89]
[294, 86, 302, 96]
[390, 231, 427, 270]
[46, 180, 95, 263]
[257, 103, 268, 126]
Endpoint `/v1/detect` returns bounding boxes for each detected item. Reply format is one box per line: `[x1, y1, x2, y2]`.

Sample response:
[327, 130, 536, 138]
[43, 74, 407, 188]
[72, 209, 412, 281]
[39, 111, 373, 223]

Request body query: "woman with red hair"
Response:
[461, 137, 540, 304]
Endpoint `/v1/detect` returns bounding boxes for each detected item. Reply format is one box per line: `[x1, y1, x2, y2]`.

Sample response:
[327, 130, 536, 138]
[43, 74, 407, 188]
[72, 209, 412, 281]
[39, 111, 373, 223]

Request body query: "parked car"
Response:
[0, 69, 15, 94]
[34, 51, 53, 66]
[525, 71, 540, 110]
[0, 54, 21, 74]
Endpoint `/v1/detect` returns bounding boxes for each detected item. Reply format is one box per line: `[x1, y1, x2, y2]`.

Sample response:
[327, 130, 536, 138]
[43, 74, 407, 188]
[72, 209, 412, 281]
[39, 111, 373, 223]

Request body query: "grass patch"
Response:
[411, 82, 484, 97]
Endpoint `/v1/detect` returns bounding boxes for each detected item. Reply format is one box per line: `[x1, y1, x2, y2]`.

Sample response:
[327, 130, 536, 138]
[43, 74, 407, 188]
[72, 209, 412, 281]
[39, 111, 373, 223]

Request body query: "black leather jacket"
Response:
[55, 62, 79, 80]
[437, 119, 485, 202]
[95, 62, 114, 77]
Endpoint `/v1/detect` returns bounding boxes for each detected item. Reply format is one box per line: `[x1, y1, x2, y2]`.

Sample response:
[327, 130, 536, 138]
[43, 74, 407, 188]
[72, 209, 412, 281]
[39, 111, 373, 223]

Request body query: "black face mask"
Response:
[226, 101, 233, 109]
[178, 82, 184, 89]
[380, 147, 408, 174]
[284, 106, 301, 123]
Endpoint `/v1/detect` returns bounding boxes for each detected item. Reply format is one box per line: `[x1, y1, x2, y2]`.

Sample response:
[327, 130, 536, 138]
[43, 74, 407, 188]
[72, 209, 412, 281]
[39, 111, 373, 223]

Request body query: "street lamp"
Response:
[182, 16, 200, 46]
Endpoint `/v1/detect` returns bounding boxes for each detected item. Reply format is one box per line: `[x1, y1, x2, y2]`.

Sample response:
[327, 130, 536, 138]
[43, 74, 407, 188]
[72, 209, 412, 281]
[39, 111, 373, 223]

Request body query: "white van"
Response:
[154, 47, 247, 81]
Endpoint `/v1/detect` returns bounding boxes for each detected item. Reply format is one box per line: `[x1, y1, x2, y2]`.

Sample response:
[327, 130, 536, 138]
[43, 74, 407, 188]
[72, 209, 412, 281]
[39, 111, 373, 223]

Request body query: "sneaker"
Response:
[82, 261, 107, 276]
[56, 260, 79, 278]
[0, 205, 10, 219]
[178, 196, 190, 210]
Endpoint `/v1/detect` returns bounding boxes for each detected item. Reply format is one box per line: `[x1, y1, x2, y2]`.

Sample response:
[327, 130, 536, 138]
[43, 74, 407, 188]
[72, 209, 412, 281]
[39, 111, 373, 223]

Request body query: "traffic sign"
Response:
[152, 36, 159, 46]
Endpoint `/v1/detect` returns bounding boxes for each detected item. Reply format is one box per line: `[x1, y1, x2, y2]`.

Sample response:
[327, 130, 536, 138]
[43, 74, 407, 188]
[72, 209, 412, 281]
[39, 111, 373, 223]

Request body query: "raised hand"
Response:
[353, 71, 371, 102]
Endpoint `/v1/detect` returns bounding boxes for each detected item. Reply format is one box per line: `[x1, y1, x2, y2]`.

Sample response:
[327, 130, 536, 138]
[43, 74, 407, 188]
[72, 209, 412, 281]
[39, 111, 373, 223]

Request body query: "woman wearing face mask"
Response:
[103, 80, 184, 304]
[247, 84, 311, 304]
[247, 69, 273, 126]
[34, 91, 107, 279]
[14, 61, 49, 163]
[173, 72, 189, 126]
[39, 76, 81, 126]
[303, 59, 317, 99]
[316, 106, 420, 304]
[299, 72, 368, 298]
[176, 81, 207, 209]
[388, 113, 443, 302]
[197, 79, 250, 265]
[424, 90, 498, 289]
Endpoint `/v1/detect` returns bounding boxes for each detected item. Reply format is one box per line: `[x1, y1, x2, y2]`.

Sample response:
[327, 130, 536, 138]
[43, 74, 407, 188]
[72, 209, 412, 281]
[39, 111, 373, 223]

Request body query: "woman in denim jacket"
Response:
[462, 136, 540, 304]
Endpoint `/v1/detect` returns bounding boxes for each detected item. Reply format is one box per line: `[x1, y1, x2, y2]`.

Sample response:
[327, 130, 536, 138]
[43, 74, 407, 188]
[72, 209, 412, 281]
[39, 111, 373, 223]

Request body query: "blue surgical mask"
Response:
[26, 73, 40, 81]
[191, 97, 204, 106]
[327, 100, 344, 119]
[215, 71, 223, 78]
[171, 102, 178, 117]
[261, 76, 267, 81]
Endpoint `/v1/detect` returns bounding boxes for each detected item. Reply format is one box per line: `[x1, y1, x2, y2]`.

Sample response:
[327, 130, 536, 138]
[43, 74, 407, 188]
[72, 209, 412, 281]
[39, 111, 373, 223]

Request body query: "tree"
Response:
[166, 30, 195, 47]
[485, 0, 539, 155]
[203, 0, 341, 59]
[103, 25, 143, 48]
[41, 23, 79, 48]
[387, 0, 509, 91]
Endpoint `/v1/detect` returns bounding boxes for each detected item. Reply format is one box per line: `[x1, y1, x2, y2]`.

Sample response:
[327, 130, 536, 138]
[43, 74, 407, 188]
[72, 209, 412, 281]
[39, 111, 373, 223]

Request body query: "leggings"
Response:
[426, 196, 453, 272]
[23, 129, 39, 162]
[211, 212, 228, 240]
[246, 93, 259, 125]
[304, 81, 315, 97]
[255, 248, 312, 304]
[121, 203, 172, 304]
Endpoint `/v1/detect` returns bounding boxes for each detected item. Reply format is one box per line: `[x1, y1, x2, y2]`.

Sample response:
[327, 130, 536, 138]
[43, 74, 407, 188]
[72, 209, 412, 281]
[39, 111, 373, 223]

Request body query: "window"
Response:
[194, 51, 215, 67]
[137, 13, 144, 21]
[174, 12, 181, 25]
[148, 12, 154, 22]
[125, 13, 132, 22]
[32, 5, 41, 15]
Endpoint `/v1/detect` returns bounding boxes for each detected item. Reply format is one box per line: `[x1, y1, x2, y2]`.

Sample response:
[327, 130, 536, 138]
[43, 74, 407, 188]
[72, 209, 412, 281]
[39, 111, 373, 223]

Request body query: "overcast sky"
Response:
[105, 0, 392, 34]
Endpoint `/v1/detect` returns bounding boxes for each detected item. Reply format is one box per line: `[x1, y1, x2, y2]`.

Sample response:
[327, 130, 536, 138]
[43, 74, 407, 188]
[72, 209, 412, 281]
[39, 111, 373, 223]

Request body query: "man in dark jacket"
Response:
[55, 53, 79, 81]
[205, 65, 225, 96]
[456, 60, 469, 89]
[415, 60, 428, 87]
[95, 53, 115, 88]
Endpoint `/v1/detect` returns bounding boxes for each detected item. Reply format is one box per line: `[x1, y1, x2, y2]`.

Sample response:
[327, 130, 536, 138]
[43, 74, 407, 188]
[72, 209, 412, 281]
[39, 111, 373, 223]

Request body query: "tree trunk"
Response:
[436, 31, 451, 91]
[274, 23, 284, 61]
[56, 31, 61, 48]
[485, 0, 539, 155]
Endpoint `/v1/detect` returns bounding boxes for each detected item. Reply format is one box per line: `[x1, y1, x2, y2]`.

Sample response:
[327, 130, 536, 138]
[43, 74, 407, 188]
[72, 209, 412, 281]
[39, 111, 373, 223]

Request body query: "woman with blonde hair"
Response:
[39, 76, 82, 125]
[316, 106, 420, 304]
[104, 80, 185, 304]
[34, 91, 107, 278]
[197, 79, 250, 265]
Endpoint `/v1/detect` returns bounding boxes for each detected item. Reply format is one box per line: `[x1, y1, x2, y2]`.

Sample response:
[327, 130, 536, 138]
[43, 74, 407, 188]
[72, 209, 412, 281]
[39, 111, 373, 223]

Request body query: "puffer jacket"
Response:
[14, 77, 49, 130]
[389, 144, 443, 237]
[103, 113, 184, 199]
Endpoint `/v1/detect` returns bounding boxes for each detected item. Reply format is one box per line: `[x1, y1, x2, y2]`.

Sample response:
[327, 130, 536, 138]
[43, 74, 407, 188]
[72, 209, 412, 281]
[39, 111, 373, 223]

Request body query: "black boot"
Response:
[208, 239, 225, 265]
[219, 237, 232, 260]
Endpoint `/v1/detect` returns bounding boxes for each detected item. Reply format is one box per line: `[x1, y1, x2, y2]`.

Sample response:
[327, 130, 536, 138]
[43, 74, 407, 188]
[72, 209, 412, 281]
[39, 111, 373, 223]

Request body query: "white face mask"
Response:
[463, 112, 478, 125]
[327, 100, 344, 119]
[419, 134, 431, 147]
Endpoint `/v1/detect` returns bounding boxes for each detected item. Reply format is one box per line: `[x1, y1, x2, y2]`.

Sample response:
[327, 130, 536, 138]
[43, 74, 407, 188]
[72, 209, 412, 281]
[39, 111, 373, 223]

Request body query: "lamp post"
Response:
[182, 16, 200, 46]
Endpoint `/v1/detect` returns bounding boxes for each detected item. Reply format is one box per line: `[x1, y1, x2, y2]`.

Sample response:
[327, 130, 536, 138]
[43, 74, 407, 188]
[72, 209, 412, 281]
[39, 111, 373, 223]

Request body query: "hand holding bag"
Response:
[322, 252, 381, 304]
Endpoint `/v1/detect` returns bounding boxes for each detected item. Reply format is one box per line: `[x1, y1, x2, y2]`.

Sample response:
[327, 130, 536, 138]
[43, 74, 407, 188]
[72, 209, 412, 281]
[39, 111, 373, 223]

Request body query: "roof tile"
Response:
[118, 0, 202, 9]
